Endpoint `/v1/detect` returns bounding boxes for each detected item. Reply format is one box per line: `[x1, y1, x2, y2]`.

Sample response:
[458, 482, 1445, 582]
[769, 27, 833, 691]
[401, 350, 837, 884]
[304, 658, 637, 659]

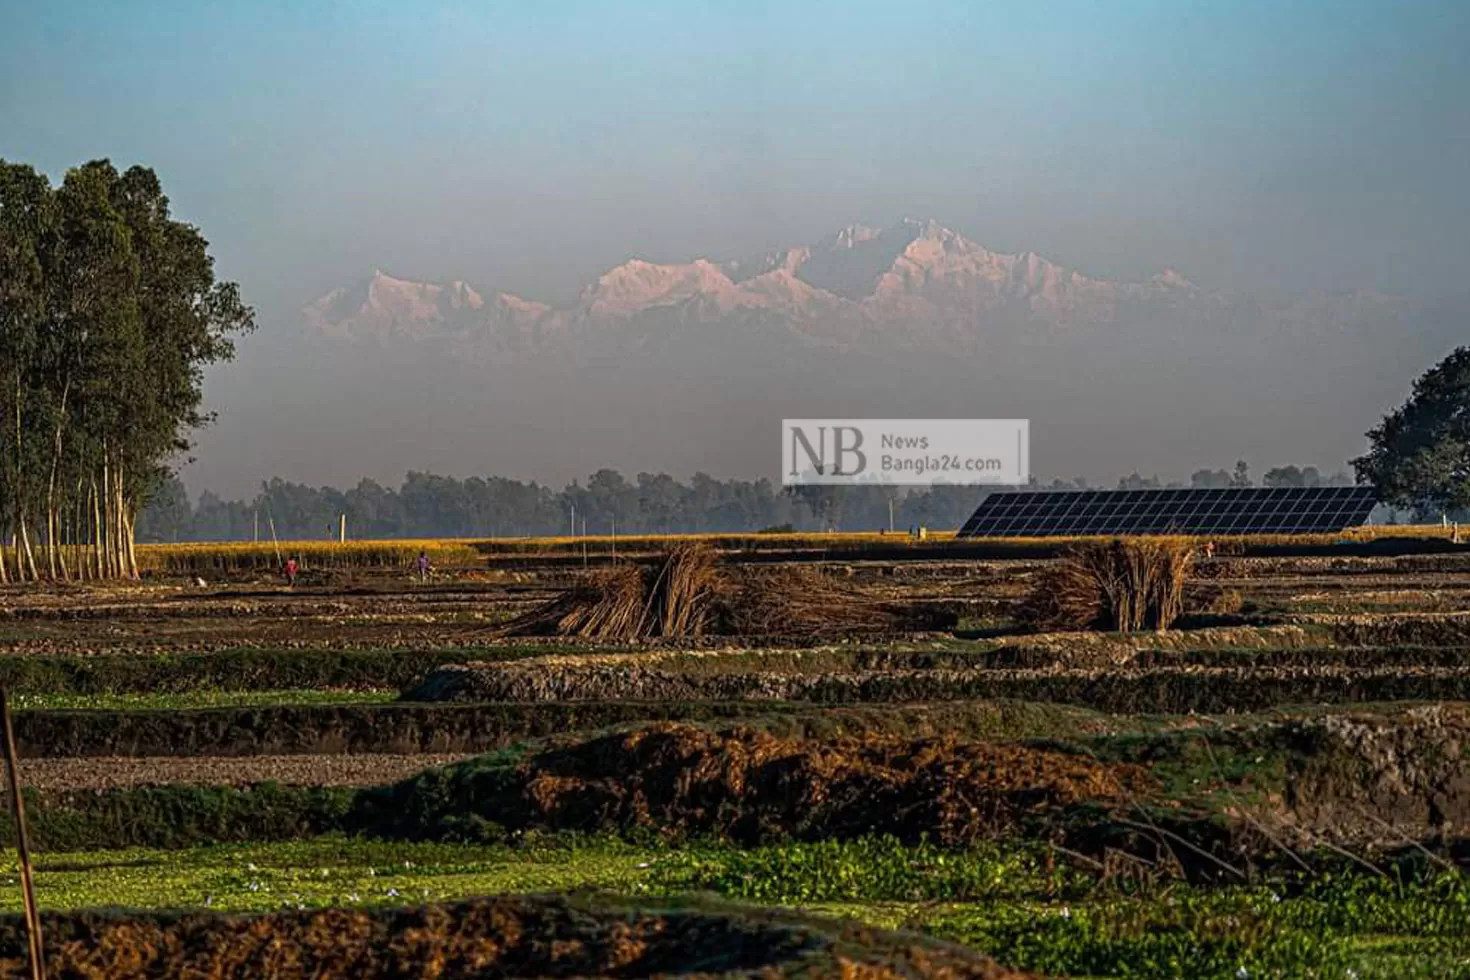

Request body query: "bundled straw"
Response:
[1018, 537, 1194, 632]
[496, 544, 952, 640]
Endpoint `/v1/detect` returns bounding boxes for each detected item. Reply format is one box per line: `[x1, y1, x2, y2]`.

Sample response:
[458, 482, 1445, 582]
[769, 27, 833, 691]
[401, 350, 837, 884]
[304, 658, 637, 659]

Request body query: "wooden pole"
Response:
[339, 513, 346, 543]
[1, 687, 45, 980]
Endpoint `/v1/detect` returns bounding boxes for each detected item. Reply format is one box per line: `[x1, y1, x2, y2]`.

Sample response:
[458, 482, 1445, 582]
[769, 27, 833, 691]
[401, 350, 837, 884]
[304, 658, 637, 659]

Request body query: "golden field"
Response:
[133, 524, 1459, 574]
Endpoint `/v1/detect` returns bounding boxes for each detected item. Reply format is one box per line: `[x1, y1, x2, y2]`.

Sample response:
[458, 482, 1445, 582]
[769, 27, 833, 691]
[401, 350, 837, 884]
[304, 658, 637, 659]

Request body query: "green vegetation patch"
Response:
[4, 836, 1469, 979]
[0, 647, 548, 697]
[1, 837, 658, 913]
[0, 784, 353, 852]
[9, 689, 396, 711]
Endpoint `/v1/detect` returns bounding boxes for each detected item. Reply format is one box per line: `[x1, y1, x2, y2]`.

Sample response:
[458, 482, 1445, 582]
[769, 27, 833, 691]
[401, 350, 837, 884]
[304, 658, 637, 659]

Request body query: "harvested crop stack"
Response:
[495, 543, 954, 640]
[492, 544, 722, 640]
[1019, 537, 1194, 632]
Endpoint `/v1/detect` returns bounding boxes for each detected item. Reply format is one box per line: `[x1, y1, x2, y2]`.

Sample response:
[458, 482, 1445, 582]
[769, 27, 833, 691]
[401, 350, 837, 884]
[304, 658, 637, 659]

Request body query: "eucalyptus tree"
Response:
[0, 158, 251, 579]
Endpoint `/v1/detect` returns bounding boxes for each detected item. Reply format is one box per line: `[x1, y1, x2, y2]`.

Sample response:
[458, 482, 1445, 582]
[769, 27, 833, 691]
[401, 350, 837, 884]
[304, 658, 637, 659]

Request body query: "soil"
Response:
[358, 722, 1149, 846]
[13, 700, 1123, 758]
[2, 553, 1467, 655]
[0, 894, 1036, 979]
[1273, 704, 1470, 843]
[6, 551, 1470, 869]
[404, 659, 1470, 714]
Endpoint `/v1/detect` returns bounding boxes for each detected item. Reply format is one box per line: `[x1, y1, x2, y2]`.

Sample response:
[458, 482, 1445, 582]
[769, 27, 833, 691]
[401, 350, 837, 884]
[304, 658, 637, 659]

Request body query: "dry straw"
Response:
[495, 543, 952, 640]
[1019, 537, 1195, 632]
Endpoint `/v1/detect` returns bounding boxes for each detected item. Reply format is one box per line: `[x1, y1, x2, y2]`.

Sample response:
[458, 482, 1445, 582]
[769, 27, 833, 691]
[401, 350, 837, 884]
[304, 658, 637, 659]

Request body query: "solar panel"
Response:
[956, 486, 1377, 538]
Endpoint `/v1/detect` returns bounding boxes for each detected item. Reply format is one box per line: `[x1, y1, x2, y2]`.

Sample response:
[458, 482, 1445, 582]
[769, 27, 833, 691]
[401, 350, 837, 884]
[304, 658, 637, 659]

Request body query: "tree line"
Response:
[136, 461, 1359, 543]
[0, 160, 252, 578]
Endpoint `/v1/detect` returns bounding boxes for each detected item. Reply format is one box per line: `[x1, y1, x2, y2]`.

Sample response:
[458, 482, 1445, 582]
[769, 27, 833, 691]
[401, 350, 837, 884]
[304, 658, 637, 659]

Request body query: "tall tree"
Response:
[0, 163, 56, 580]
[1354, 347, 1470, 516]
[0, 158, 251, 579]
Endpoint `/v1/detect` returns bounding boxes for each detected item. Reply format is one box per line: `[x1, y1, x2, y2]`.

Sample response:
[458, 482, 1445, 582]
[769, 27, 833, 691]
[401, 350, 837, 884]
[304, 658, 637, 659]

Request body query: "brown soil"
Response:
[18, 753, 470, 791]
[403, 658, 1470, 714]
[0, 894, 1038, 979]
[0, 555, 1464, 656]
[400, 722, 1146, 845]
[14, 700, 1124, 759]
[1273, 704, 1470, 844]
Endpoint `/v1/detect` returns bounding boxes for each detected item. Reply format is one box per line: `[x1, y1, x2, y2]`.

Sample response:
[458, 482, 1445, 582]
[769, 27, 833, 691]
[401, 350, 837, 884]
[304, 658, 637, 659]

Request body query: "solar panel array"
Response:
[957, 486, 1377, 538]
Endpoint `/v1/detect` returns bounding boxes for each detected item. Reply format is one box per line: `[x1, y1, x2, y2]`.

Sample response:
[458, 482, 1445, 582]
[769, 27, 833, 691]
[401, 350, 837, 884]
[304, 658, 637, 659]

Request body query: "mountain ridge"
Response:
[302, 218, 1200, 352]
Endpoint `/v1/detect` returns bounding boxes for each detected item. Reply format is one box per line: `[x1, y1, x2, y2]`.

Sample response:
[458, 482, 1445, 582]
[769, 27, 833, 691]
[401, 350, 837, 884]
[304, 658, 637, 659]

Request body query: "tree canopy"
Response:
[1354, 347, 1470, 518]
[0, 159, 252, 579]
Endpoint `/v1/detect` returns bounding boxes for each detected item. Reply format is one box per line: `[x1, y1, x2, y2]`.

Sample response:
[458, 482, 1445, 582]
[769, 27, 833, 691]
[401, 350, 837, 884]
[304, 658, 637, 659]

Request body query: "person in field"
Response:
[416, 550, 431, 582]
[284, 556, 299, 586]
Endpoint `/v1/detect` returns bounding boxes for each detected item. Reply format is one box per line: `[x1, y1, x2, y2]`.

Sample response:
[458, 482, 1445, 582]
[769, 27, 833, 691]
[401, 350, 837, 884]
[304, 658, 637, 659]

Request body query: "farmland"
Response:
[2, 531, 1470, 978]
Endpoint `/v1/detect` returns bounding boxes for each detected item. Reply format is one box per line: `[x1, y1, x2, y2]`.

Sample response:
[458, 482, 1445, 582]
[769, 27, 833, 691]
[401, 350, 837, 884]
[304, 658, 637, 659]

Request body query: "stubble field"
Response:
[2, 532, 1469, 978]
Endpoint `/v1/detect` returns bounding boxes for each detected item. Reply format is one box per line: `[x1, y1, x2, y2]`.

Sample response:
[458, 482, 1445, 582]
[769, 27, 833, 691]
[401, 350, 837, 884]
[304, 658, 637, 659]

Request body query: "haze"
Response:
[3, 0, 1467, 499]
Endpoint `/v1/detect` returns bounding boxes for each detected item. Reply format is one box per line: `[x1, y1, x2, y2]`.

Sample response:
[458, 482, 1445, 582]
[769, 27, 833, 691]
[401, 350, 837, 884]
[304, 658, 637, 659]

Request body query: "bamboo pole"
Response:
[1, 687, 45, 980]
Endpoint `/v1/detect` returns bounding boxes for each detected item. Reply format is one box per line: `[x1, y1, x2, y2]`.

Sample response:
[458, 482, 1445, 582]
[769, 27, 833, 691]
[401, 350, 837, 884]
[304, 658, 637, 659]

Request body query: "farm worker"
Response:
[284, 556, 299, 586]
[416, 550, 431, 582]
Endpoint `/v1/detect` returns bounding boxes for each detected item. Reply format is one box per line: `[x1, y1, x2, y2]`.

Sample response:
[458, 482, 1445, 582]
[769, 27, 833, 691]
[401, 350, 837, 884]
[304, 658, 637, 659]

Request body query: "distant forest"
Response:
[135, 462, 1362, 542]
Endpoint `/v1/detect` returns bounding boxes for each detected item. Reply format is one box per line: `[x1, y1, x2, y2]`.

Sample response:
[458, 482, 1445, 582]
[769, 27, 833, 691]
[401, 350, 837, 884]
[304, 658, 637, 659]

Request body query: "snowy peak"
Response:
[494, 292, 551, 318]
[305, 269, 487, 341]
[304, 219, 1208, 347]
[365, 268, 484, 318]
[580, 258, 740, 316]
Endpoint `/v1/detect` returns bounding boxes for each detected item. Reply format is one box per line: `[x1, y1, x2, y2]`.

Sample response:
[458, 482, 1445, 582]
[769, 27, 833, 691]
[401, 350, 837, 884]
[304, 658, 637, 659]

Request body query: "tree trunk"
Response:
[90, 477, 103, 581]
[123, 504, 138, 579]
[18, 520, 38, 582]
[45, 379, 70, 582]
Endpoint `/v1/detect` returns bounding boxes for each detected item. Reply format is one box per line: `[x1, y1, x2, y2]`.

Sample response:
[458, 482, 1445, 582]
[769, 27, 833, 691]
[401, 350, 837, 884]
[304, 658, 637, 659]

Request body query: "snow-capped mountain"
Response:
[250, 217, 1453, 503]
[302, 219, 1200, 355]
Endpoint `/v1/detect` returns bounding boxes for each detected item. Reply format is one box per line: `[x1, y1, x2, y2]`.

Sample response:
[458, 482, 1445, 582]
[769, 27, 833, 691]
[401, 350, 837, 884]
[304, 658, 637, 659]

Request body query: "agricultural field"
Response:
[2, 532, 1470, 978]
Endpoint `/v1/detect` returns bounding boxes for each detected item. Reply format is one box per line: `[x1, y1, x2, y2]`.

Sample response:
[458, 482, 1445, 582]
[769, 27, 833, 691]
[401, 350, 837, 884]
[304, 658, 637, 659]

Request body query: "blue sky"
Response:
[4, 0, 1466, 316]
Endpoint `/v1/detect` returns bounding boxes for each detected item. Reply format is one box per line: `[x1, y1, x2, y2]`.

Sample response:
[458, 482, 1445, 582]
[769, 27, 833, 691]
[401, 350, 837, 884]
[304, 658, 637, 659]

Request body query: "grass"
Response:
[1, 835, 1466, 978]
[1, 783, 354, 852]
[8, 689, 397, 711]
[0, 647, 539, 696]
[0, 837, 658, 914]
[6, 543, 1467, 977]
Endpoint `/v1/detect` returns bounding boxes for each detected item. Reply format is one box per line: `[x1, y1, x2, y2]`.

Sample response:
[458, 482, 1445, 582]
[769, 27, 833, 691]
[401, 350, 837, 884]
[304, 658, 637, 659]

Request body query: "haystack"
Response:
[1018, 537, 1194, 632]
[495, 544, 952, 640]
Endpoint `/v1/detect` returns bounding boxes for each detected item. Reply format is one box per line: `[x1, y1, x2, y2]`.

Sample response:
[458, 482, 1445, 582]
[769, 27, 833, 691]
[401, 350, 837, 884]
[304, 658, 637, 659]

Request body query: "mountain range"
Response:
[204, 216, 1455, 500]
[302, 218, 1212, 356]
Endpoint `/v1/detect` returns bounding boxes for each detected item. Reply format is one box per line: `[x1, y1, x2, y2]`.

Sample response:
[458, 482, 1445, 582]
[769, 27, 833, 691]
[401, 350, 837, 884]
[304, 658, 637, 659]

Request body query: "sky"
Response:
[2, 0, 1467, 494]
